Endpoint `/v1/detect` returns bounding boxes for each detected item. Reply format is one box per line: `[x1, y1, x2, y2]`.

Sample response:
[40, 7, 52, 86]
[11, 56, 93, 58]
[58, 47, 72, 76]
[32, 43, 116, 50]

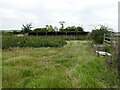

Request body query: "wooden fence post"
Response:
[46, 32, 47, 36]
[118, 36, 120, 71]
[37, 32, 38, 36]
[66, 31, 67, 35]
[110, 32, 113, 46]
[104, 34, 105, 42]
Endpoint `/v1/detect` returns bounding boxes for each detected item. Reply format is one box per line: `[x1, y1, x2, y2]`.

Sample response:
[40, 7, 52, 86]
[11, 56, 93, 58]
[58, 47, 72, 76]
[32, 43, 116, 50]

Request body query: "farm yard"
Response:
[2, 36, 119, 88]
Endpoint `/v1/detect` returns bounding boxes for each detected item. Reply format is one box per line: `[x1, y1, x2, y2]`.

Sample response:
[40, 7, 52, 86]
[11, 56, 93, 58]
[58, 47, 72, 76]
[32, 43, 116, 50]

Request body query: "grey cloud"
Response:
[0, 0, 119, 31]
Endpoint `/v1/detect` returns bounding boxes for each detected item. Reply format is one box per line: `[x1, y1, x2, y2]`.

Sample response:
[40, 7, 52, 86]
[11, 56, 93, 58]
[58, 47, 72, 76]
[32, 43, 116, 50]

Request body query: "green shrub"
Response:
[2, 35, 88, 49]
[89, 25, 110, 44]
[2, 36, 67, 49]
[53, 36, 87, 41]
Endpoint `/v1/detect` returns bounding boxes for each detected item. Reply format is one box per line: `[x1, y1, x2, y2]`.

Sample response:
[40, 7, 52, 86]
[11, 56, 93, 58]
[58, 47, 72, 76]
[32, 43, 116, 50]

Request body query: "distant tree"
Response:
[64, 26, 84, 32]
[54, 26, 58, 32]
[59, 21, 65, 31]
[33, 28, 47, 32]
[59, 27, 64, 32]
[89, 25, 110, 44]
[12, 31, 18, 34]
[46, 25, 54, 32]
[21, 23, 32, 33]
[46, 25, 49, 30]
[12, 30, 22, 34]
[64, 26, 76, 31]
[77, 26, 84, 32]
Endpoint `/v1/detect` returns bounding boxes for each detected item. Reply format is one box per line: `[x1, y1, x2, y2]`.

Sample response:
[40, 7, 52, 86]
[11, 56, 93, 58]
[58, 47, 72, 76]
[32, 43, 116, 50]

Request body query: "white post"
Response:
[118, 1, 120, 74]
[103, 34, 105, 42]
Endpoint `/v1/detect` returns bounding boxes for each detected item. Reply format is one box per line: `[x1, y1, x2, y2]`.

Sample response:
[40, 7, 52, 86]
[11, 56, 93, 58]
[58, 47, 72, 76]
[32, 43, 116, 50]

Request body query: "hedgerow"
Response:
[2, 36, 67, 49]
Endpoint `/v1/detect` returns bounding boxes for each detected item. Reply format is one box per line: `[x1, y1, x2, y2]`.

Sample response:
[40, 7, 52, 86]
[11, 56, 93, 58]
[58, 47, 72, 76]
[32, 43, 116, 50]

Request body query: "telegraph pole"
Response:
[118, 2, 120, 80]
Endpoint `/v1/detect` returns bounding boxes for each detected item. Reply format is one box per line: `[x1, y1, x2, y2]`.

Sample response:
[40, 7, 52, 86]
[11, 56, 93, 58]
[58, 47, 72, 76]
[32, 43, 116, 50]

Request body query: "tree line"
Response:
[20, 23, 84, 33]
[3, 22, 114, 44]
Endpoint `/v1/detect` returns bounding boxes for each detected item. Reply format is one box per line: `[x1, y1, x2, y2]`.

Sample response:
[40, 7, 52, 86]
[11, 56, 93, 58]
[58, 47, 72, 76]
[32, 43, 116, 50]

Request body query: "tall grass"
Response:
[2, 36, 67, 49]
[2, 41, 119, 88]
[2, 35, 87, 49]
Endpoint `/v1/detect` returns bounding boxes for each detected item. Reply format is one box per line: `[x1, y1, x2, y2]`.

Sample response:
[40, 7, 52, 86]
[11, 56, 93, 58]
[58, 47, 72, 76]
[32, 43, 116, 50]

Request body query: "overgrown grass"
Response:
[2, 41, 119, 88]
[54, 35, 88, 41]
[2, 35, 87, 49]
[2, 36, 67, 49]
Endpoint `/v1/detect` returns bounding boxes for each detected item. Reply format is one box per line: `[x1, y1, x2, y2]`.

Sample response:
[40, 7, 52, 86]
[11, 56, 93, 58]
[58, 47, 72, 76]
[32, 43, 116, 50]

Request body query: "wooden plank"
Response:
[105, 37, 111, 39]
[96, 51, 112, 56]
[104, 40, 111, 44]
[111, 35, 120, 37]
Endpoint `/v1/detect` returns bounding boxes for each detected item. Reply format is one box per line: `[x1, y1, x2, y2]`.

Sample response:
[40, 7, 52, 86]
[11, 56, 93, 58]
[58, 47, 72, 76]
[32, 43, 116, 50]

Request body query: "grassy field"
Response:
[2, 36, 67, 49]
[2, 35, 87, 49]
[2, 40, 119, 88]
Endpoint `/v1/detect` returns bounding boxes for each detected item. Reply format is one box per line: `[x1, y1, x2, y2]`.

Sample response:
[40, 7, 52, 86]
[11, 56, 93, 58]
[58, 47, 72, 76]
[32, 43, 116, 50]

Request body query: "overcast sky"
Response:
[0, 0, 119, 31]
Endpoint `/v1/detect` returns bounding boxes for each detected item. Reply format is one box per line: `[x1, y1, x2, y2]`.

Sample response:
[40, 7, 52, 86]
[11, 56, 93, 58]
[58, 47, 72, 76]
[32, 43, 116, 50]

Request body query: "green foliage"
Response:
[2, 66, 21, 88]
[12, 31, 25, 34]
[64, 26, 76, 31]
[2, 31, 13, 36]
[21, 23, 32, 33]
[32, 25, 55, 32]
[33, 28, 47, 32]
[2, 36, 67, 49]
[62, 26, 84, 32]
[46, 25, 55, 32]
[2, 41, 119, 88]
[77, 26, 84, 32]
[74, 57, 119, 88]
[2, 31, 25, 36]
[59, 21, 65, 31]
[89, 25, 110, 44]
[2, 35, 88, 49]
[56, 36, 87, 41]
